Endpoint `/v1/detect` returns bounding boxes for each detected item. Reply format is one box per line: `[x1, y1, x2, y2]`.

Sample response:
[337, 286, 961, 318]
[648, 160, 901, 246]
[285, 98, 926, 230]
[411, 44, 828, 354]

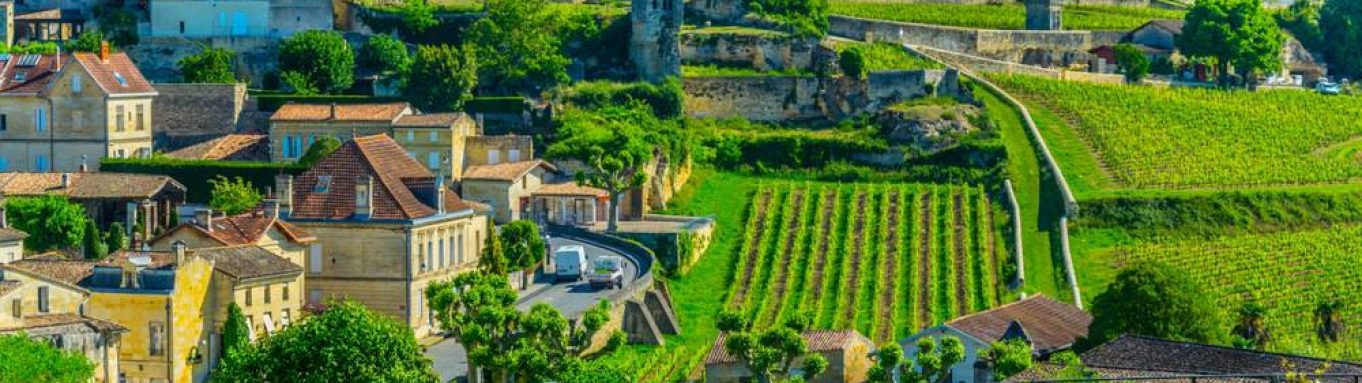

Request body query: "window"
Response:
[1, 114, 6, 131]
[408, 151, 416, 159]
[438, 238, 445, 269]
[314, 176, 333, 193]
[429, 131, 438, 142]
[309, 289, 322, 305]
[282, 136, 293, 158]
[179, 21, 185, 34]
[12, 72, 25, 82]
[34, 108, 44, 132]
[281, 309, 291, 327]
[293, 135, 304, 158]
[35, 155, 47, 172]
[488, 150, 500, 165]
[426, 241, 433, 271]
[71, 75, 80, 92]
[10, 298, 19, 318]
[509, 149, 521, 162]
[262, 312, 275, 333]
[245, 316, 255, 341]
[307, 134, 315, 148]
[113, 72, 128, 87]
[115, 105, 125, 132]
[135, 104, 145, 131]
[283, 285, 290, 301]
[458, 234, 465, 264]
[245, 288, 253, 306]
[406, 130, 414, 142]
[427, 152, 439, 170]
[37, 286, 48, 313]
[264, 285, 271, 304]
[149, 322, 165, 356]
[309, 244, 323, 273]
[115, 149, 125, 158]
[0, 156, 9, 172]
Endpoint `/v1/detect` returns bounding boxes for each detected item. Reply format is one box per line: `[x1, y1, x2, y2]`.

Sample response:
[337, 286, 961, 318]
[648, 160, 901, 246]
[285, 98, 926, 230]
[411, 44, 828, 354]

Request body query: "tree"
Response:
[278, 30, 355, 94]
[297, 136, 342, 168]
[544, 105, 659, 233]
[221, 303, 250, 362]
[1048, 351, 1097, 380]
[6, 196, 87, 252]
[214, 300, 439, 383]
[981, 338, 1033, 381]
[839, 46, 867, 79]
[465, 0, 570, 94]
[721, 311, 828, 383]
[64, 30, 105, 53]
[403, 44, 477, 112]
[97, 8, 140, 47]
[1232, 300, 1270, 350]
[105, 222, 126, 253]
[399, 0, 438, 34]
[280, 71, 319, 96]
[1113, 43, 1151, 83]
[1084, 261, 1224, 349]
[177, 44, 236, 84]
[1276, 0, 1323, 52]
[478, 220, 508, 275]
[1320, 0, 1362, 79]
[360, 34, 412, 76]
[81, 220, 107, 260]
[904, 336, 966, 383]
[1314, 300, 1345, 343]
[1177, 0, 1285, 87]
[0, 334, 94, 383]
[500, 220, 545, 289]
[209, 176, 263, 216]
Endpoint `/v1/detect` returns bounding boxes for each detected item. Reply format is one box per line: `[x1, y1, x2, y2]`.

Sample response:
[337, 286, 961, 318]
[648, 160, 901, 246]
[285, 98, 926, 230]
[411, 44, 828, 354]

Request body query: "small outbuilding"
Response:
[705, 329, 875, 383]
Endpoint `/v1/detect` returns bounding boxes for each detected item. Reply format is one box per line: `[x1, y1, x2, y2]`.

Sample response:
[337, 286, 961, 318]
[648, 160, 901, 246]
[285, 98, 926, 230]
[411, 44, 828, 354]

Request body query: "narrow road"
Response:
[425, 235, 643, 383]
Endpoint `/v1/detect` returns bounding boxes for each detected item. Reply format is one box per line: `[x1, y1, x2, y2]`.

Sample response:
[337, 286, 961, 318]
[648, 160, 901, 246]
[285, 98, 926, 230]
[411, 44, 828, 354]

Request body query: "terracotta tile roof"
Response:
[292, 134, 473, 220]
[5, 259, 95, 286]
[1080, 335, 1362, 376]
[154, 210, 315, 247]
[945, 295, 1091, 353]
[72, 52, 156, 95]
[0, 172, 186, 199]
[533, 182, 607, 197]
[705, 329, 872, 365]
[0, 281, 20, 298]
[270, 102, 411, 122]
[165, 134, 271, 161]
[0, 54, 69, 95]
[0, 227, 28, 242]
[0, 313, 128, 333]
[394, 113, 469, 127]
[99, 250, 177, 269]
[463, 160, 555, 182]
[195, 246, 302, 280]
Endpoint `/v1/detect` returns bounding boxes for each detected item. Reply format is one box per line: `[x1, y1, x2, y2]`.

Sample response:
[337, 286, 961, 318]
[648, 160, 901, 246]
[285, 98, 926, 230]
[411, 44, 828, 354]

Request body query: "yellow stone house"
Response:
[278, 134, 488, 337]
[268, 102, 479, 181]
[0, 44, 157, 172]
[1, 257, 128, 383]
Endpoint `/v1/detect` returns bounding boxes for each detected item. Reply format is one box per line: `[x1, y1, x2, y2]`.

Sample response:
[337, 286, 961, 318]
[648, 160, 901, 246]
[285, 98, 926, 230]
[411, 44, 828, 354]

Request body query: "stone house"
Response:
[0, 46, 158, 172]
[148, 207, 316, 267]
[269, 102, 480, 181]
[460, 159, 557, 224]
[901, 295, 1091, 383]
[192, 245, 304, 372]
[0, 258, 126, 383]
[0, 172, 187, 239]
[0, 226, 26, 264]
[705, 329, 875, 383]
[392, 112, 480, 182]
[279, 134, 488, 338]
[529, 182, 608, 227]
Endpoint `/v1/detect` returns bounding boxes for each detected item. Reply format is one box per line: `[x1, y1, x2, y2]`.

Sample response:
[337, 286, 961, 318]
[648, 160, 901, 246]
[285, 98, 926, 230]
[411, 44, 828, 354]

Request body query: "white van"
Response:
[554, 245, 588, 282]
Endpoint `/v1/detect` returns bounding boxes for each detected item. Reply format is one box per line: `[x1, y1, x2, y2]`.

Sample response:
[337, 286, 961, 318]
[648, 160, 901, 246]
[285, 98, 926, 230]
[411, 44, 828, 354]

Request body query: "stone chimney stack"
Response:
[435, 176, 446, 215]
[275, 174, 294, 217]
[263, 198, 280, 219]
[99, 41, 109, 62]
[195, 209, 214, 231]
[355, 175, 373, 220]
[59, 173, 70, 188]
[172, 240, 187, 266]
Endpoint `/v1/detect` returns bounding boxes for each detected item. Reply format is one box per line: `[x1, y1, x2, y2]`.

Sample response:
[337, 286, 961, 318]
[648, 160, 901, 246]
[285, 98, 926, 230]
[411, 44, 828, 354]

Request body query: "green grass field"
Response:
[831, 41, 946, 72]
[829, 1, 1185, 31]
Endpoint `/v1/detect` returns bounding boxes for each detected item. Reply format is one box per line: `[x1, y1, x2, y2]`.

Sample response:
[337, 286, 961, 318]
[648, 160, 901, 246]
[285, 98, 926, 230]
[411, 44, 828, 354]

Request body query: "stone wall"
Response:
[679, 32, 821, 71]
[685, 0, 745, 22]
[830, 15, 1125, 65]
[127, 36, 279, 86]
[631, 0, 684, 82]
[683, 69, 956, 121]
[915, 44, 1125, 84]
[152, 83, 250, 150]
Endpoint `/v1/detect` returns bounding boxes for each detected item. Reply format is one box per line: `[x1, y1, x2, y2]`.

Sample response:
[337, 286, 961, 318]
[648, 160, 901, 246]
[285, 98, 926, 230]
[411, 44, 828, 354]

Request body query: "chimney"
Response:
[354, 175, 373, 220]
[330, 103, 338, 120]
[172, 240, 187, 266]
[195, 209, 213, 232]
[275, 174, 294, 218]
[98, 41, 109, 62]
[60, 173, 71, 188]
[262, 198, 280, 219]
[78, 155, 88, 172]
[435, 175, 446, 215]
[0, 204, 8, 229]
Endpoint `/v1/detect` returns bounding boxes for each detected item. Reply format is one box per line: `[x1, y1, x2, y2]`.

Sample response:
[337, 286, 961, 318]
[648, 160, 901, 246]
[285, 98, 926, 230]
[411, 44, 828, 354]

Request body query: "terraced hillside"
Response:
[830, 1, 1186, 31]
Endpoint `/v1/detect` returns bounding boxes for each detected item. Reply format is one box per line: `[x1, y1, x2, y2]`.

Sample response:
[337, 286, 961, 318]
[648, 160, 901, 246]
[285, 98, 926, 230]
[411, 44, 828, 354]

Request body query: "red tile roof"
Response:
[0, 172, 186, 199]
[394, 113, 469, 127]
[165, 134, 271, 161]
[705, 329, 872, 364]
[72, 52, 156, 95]
[463, 160, 555, 182]
[152, 210, 315, 247]
[270, 102, 411, 122]
[291, 134, 473, 220]
[0, 54, 68, 95]
[945, 295, 1091, 352]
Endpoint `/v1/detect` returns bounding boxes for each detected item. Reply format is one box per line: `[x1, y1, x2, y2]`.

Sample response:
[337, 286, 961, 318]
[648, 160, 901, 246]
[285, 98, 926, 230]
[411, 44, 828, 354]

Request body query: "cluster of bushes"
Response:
[554, 79, 683, 118]
[745, 0, 830, 37]
[251, 92, 406, 112]
[0, 42, 60, 55]
[101, 157, 306, 203]
[1075, 189, 1362, 237]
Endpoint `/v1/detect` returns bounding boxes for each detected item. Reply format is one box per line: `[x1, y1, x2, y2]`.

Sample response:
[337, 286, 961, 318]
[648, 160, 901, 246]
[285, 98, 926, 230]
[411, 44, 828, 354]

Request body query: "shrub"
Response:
[556, 79, 683, 118]
[1113, 43, 1150, 82]
[359, 34, 412, 75]
[178, 44, 237, 83]
[839, 46, 867, 79]
[100, 157, 306, 203]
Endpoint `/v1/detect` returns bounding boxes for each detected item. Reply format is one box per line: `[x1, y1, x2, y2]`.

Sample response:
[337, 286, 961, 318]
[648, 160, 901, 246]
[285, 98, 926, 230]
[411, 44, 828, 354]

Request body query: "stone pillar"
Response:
[630, 0, 683, 82]
[1025, 0, 1062, 31]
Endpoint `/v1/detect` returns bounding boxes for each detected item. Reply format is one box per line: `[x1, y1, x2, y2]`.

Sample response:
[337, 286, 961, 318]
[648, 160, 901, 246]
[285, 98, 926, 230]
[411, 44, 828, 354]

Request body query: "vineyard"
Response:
[992, 74, 1362, 189]
[829, 1, 1185, 31]
[1096, 225, 1362, 360]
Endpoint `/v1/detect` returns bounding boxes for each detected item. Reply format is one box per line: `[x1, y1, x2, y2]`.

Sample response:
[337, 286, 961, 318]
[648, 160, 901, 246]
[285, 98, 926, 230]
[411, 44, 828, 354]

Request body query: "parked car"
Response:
[554, 245, 588, 282]
[1317, 80, 1342, 95]
[587, 255, 625, 289]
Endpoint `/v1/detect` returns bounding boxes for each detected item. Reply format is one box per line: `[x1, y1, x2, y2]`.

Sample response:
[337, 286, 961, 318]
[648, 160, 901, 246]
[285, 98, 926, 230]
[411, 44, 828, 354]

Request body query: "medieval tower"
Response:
[631, 0, 683, 82]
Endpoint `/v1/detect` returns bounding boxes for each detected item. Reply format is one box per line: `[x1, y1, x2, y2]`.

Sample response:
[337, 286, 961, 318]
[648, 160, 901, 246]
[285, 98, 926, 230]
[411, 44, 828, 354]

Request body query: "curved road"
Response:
[426, 235, 642, 382]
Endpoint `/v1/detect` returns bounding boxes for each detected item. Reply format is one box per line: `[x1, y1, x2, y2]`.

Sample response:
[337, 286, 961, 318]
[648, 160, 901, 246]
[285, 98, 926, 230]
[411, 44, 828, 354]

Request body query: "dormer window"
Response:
[12, 72, 25, 82]
[113, 72, 128, 87]
[314, 176, 332, 193]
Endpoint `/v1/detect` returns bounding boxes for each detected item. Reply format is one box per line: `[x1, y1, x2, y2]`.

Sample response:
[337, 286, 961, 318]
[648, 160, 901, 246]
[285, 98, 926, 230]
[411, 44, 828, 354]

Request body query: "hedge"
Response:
[464, 97, 528, 115]
[101, 158, 308, 203]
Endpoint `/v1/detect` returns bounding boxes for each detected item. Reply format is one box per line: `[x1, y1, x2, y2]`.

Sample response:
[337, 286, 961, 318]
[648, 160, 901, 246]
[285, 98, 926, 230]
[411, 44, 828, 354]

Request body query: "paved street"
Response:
[425, 235, 642, 382]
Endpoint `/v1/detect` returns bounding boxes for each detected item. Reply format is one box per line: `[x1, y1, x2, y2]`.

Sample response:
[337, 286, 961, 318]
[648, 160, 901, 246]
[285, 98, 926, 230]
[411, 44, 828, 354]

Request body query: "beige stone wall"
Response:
[87, 256, 215, 383]
[0, 272, 86, 328]
[228, 275, 304, 339]
[461, 168, 546, 223]
[270, 121, 393, 161]
[0, 64, 153, 172]
[152, 83, 247, 148]
[463, 135, 534, 168]
[0, 239, 21, 264]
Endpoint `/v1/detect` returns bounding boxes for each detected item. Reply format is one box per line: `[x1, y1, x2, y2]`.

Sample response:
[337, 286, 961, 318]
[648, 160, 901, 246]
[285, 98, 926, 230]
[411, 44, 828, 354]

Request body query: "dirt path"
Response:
[953, 190, 969, 316]
[805, 192, 838, 310]
[877, 191, 901, 342]
[731, 190, 774, 308]
[917, 193, 933, 329]
[763, 191, 806, 325]
[841, 192, 868, 325]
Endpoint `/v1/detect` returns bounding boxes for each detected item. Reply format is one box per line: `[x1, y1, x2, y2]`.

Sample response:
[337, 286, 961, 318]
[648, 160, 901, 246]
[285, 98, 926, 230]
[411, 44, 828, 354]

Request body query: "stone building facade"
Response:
[270, 102, 481, 181]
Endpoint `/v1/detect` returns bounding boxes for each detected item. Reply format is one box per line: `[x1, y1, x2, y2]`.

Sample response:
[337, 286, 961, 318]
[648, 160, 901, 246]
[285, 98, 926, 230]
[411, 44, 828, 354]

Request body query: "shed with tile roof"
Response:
[460, 160, 557, 224]
[0, 172, 187, 241]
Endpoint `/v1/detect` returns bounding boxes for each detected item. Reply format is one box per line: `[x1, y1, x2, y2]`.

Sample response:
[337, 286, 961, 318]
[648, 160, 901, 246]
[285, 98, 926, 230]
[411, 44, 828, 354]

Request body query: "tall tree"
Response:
[359, 34, 412, 76]
[479, 220, 507, 275]
[403, 44, 477, 112]
[1320, 0, 1362, 79]
[105, 222, 126, 253]
[81, 220, 107, 260]
[544, 105, 660, 232]
[1113, 43, 1151, 83]
[6, 196, 87, 252]
[0, 334, 94, 383]
[1314, 299, 1345, 343]
[297, 136, 342, 168]
[177, 44, 236, 84]
[500, 220, 546, 273]
[465, 0, 570, 94]
[1232, 300, 1270, 350]
[214, 301, 439, 383]
[1083, 261, 1224, 349]
[1177, 0, 1285, 87]
[278, 30, 356, 94]
[209, 176, 263, 216]
[399, 0, 439, 34]
[221, 303, 250, 360]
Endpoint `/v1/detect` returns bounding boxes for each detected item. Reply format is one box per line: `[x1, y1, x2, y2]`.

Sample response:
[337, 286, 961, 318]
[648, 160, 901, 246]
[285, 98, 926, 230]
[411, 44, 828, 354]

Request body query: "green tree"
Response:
[1314, 299, 1345, 343]
[65, 30, 105, 53]
[6, 196, 87, 252]
[214, 300, 439, 383]
[178, 44, 236, 84]
[866, 342, 903, 383]
[500, 220, 545, 273]
[403, 44, 478, 112]
[1276, 0, 1323, 52]
[0, 334, 94, 383]
[105, 222, 126, 253]
[209, 176, 263, 216]
[360, 34, 412, 76]
[1113, 43, 1151, 83]
[81, 220, 107, 260]
[981, 338, 1033, 381]
[721, 314, 828, 383]
[1232, 300, 1270, 350]
[465, 0, 570, 94]
[221, 303, 250, 362]
[278, 30, 355, 94]
[839, 46, 867, 79]
[97, 8, 140, 47]
[279, 71, 319, 95]
[399, 0, 439, 34]
[1320, 0, 1362, 79]
[297, 136, 342, 168]
[1177, 0, 1285, 87]
[746, 0, 829, 37]
[479, 220, 507, 275]
[1084, 261, 1224, 349]
[544, 105, 659, 233]
[904, 336, 965, 383]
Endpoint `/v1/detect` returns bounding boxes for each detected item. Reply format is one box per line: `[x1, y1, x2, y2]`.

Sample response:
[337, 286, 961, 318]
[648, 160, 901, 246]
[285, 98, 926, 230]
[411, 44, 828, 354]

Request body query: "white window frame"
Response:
[34, 108, 45, 132]
[72, 74, 81, 92]
[309, 244, 323, 273]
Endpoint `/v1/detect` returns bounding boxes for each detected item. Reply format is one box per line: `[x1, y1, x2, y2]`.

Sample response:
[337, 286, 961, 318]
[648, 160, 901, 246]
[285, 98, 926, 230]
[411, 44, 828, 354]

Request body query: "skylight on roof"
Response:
[315, 176, 332, 193]
[12, 72, 25, 82]
[113, 72, 128, 86]
[16, 54, 39, 68]
[0, 53, 11, 62]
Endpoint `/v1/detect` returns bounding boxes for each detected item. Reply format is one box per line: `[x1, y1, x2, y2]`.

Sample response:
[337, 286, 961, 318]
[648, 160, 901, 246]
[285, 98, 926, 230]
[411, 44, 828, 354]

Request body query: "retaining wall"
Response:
[127, 36, 279, 86]
[152, 83, 250, 150]
[915, 45, 1126, 84]
[682, 69, 952, 121]
[679, 32, 821, 72]
[830, 15, 1125, 64]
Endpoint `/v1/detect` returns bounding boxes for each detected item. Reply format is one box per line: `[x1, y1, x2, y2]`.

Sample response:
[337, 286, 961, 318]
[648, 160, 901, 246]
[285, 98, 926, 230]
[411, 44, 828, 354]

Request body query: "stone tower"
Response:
[631, 0, 683, 82]
[1025, 0, 1062, 31]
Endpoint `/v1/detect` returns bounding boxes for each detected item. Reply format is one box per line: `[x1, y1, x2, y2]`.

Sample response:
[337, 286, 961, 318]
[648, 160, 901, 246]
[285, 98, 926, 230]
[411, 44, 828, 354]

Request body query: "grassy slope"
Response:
[829, 2, 1185, 31]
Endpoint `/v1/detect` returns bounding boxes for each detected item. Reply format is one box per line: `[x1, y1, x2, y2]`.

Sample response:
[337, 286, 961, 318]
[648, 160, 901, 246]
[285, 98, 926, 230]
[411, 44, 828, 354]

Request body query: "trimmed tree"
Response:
[360, 34, 412, 76]
[544, 105, 658, 233]
[479, 220, 507, 275]
[465, 0, 570, 94]
[499, 220, 545, 289]
[221, 303, 250, 360]
[81, 220, 107, 260]
[178, 44, 236, 84]
[6, 196, 87, 252]
[105, 222, 127, 253]
[839, 46, 867, 79]
[209, 176, 263, 216]
[1177, 0, 1284, 87]
[0, 334, 94, 383]
[1113, 43, 1150, 83]
[404, 44, 478, 112]
[297, 136, 342, 168]
[1320, 0, 1362, 79]
[981, 338, 1033, 381]
[1083, 261, 1224, 349]
[278, 30, 355, 94]
[721, 310, 828, 383]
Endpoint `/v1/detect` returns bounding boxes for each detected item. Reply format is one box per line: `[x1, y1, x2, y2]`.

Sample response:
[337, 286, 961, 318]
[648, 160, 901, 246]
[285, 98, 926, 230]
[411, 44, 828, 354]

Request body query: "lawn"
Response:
[829, 1, 1186, 31]
[830, 41, 946, 72]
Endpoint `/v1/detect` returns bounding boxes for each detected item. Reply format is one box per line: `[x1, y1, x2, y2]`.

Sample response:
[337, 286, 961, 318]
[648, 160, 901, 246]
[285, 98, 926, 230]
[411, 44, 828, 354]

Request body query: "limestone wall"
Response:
[830, 15, 1125, 64]
[685, 0, 745, 22]
[915, 44, 1125, 84]
[126, 37, 279, 87]
[683, 69, 953, 121]
[679, 32, 820, 71]
[152, 83, 249, 150]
